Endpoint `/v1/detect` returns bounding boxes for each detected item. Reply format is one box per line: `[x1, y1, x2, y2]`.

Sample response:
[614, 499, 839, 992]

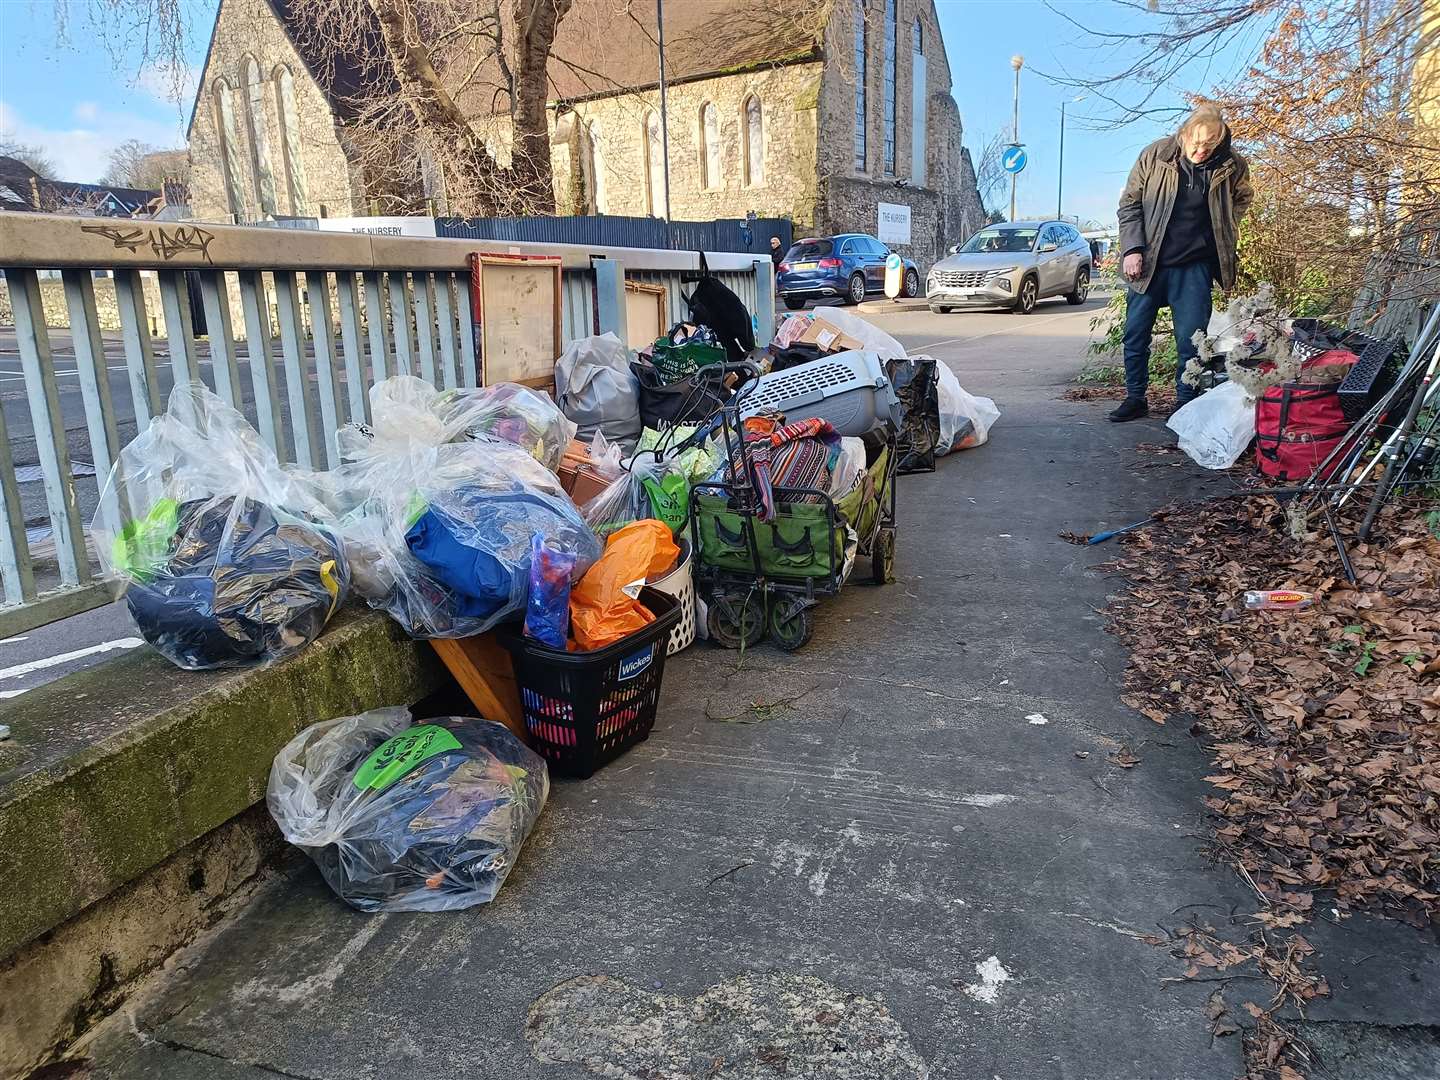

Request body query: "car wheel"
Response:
[783, 296, 807, 311]
[845, 273, 867, 305]
[1013, 275, 1038, 315]
[1066, 268, 1090, 306]
[903, 268, 919, 298]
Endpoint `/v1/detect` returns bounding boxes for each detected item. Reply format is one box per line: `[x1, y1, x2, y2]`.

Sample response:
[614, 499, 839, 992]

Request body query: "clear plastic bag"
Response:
[1166, 381, 1256, 469]
[525, 535, 575, 648]
[267, 708, 549, 913]
[323, 383, 598, 639]
[93, 384, 349, 670]
[444, 382, 576, 471]
[934, 362, 1001, 453]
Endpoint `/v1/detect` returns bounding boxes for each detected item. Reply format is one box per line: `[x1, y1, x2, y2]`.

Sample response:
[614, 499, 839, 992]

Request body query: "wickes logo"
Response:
[617, 646, 654, 682]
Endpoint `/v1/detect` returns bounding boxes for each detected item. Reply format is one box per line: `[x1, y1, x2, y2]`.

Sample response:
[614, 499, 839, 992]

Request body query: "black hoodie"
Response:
[1156, 128, 1232, 272]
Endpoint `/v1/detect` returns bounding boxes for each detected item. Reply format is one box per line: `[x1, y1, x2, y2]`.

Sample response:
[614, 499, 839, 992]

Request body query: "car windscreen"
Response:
[959, 229, 1038, 254]
[785, 240, 833, 260]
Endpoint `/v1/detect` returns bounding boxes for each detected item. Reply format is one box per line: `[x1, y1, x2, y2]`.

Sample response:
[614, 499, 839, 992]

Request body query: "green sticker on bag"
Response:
[352, 725, 462, 792]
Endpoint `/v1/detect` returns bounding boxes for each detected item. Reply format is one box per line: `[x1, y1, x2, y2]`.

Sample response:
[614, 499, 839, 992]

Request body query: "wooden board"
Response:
[468, 252, 562, 391]
[429, 634, 528, 745]
[624, 280, 668, 350]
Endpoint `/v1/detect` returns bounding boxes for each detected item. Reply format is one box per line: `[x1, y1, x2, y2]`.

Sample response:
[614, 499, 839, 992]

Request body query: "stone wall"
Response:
[555, 62, 823, 231]
[812, 0, 983, 267]
[0, 275, 168, 334]
[189, 0, 363, 223]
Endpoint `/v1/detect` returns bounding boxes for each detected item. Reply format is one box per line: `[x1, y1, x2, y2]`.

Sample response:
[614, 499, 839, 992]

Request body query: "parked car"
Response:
[926, 221, 1092, 315]
[777, 233, 920, 310]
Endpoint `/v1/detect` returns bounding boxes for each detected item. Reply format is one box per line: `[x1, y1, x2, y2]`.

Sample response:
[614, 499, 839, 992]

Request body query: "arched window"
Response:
[214, 78, 246, 219]
[583, 120, 606, 213]
[272, 64, 310, 215]
[644, 110, 666, 217]
[853, 0, 867, 172]
[742, 96, 764, 187]
[241, 55, 277, 215]
[913, 16, 922, 54]
[882, 0, 897, 174]
[699, 102, 720, 190]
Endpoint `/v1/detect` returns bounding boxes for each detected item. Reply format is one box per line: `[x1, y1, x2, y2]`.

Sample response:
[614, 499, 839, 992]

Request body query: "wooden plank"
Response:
[468, 252, 562, 388]
[624, 279, 667, 350]
[429, 634, 528, 745]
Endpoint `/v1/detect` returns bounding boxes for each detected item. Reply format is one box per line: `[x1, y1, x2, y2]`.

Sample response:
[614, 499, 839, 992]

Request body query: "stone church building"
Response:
[186, 0, 987, 265]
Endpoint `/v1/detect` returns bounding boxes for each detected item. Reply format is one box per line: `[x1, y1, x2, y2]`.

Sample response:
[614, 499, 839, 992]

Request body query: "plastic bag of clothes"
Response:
[570, 520, 678, 651]
[555, 333, 642, 445]
[446, 382, 575, 471]
[935, 363, 1000, 454]
[581, 454, 688, 539]
[1167, 380, 1256, 470]
[324, 383, 600, 638]
[267, 708, 548, 913]
[93, 384, 348, 670]
[344, 376, 574, 472]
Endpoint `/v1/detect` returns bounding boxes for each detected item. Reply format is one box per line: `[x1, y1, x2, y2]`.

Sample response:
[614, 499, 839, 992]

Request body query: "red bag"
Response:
[1255, 348, 1357, 482]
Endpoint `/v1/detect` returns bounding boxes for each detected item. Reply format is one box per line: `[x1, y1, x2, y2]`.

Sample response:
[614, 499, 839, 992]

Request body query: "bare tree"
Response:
[1042, 0, 1440, 317]
[0, 138, 57, 179]
[51, 0, 579, 216]
[102, 139, 188, 190]
[972, 132, 1010, 219]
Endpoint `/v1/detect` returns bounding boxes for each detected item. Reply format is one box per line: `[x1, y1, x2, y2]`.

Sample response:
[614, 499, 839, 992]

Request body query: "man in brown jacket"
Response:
[1110, 105, 1253, 421]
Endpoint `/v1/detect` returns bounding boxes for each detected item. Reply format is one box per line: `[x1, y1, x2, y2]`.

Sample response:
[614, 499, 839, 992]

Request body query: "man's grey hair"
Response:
[1180, 104, 1226, 135]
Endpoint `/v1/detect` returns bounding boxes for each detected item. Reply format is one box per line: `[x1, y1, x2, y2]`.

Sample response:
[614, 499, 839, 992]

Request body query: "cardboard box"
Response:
[797, 320, 866, 355]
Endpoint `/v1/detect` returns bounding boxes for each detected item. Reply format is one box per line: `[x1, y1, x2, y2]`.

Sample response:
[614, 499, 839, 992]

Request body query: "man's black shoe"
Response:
[1108, 397, 1150, 422]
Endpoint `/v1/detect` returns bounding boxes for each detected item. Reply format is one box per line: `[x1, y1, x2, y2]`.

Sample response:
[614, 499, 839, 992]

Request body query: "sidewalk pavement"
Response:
[82, 303, 1439, 1079]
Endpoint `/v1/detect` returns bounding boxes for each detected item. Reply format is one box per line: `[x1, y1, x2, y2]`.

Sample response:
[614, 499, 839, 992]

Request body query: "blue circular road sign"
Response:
[1002, 146, 1027, 174]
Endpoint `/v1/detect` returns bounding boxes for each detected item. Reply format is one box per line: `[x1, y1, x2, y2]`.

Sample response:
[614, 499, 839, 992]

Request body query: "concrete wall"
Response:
[189, 0, 363, 223]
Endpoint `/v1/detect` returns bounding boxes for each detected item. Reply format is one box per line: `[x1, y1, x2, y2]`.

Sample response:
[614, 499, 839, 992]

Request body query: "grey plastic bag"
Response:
[555, 333, 642, 444]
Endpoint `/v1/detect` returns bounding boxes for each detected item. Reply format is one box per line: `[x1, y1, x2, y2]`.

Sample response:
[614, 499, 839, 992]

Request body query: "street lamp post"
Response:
[1057, 94, 1084, 220]
[1009, 55, 1023, 222]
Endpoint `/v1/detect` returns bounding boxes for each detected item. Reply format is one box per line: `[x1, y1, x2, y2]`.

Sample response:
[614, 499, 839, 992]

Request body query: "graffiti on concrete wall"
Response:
[79, 224, 217, 264]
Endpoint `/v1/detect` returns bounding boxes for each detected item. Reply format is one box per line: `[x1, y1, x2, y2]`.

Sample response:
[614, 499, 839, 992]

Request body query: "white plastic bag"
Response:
[1166, 380, 1256, 469]
[267, 708, 549, 913]
[934, 363, 1000, 453]
[554, 333, 642, 444]
[810, 308, 907, 358]
[829, 436, 868, 497]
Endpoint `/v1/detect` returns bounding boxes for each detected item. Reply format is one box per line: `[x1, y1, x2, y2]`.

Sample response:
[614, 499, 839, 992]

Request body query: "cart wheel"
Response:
[707, 593, 765, 650]
[768, 598, 815, 652]
[871, 527, 896, 585]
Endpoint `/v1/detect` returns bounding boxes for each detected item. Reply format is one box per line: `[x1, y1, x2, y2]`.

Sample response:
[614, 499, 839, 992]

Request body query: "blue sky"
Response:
[0, 0, 1260, 225]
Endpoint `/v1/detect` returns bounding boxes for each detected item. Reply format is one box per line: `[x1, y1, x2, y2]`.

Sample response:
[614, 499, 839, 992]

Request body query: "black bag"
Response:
[683, 251, 755, 363]
[770, 341, 826, 372]
[885, 358, 940, 474]
[632, 360, 731, 429]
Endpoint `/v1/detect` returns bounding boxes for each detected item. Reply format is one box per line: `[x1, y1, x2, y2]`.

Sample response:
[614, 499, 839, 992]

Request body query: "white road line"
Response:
[910, 308, 1091, 353]
[0, 637, 144, 681]
[0, 689, 29, 700]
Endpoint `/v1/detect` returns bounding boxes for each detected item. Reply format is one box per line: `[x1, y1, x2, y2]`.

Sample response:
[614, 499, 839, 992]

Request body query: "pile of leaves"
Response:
[1106, 495, 1440, 923]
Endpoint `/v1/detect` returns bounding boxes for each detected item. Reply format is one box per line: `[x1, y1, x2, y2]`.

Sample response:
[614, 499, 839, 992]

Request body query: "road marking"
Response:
[909, 308, 1090, 353]
[0, 637, 144, 681]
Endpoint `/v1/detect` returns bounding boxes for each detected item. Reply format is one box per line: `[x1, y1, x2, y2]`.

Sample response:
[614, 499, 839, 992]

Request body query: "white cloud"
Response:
[134, 59, 197, 107]
[73, 102, 99, 123]
[0, 100, 186, 183]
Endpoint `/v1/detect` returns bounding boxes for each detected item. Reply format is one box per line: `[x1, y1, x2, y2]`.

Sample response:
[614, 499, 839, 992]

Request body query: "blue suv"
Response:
[776, 233, 920, 310]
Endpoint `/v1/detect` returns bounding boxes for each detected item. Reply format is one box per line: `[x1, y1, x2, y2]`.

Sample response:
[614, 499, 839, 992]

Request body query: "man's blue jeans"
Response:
[1123, 261, 1213, 404]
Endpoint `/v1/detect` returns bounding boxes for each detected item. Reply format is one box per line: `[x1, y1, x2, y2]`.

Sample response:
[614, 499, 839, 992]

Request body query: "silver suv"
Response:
[926, 220, 1092, 314]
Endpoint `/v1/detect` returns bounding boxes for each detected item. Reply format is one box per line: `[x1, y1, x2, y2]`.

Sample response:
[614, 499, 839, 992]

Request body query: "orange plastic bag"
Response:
[569, 519, 679, 651]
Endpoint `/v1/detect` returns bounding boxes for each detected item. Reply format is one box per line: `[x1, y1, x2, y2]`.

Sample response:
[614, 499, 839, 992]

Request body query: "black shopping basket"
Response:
[496, 588, 681, 778]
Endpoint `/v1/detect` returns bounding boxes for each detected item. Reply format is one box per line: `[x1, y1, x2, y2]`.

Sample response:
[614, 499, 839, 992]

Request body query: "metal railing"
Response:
[0, 213, 775, 636]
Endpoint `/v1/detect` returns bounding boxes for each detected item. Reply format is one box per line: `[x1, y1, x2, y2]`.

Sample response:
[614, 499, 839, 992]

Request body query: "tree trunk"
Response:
[367, 0, 508, 215]
[510, 0, 572, 214]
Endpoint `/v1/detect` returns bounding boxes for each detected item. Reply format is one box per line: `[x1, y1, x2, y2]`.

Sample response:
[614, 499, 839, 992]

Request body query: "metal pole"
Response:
[1057, 100, 1065, 219]
[1009, 55, 1023, 221]
[657, 0, 672, 221]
